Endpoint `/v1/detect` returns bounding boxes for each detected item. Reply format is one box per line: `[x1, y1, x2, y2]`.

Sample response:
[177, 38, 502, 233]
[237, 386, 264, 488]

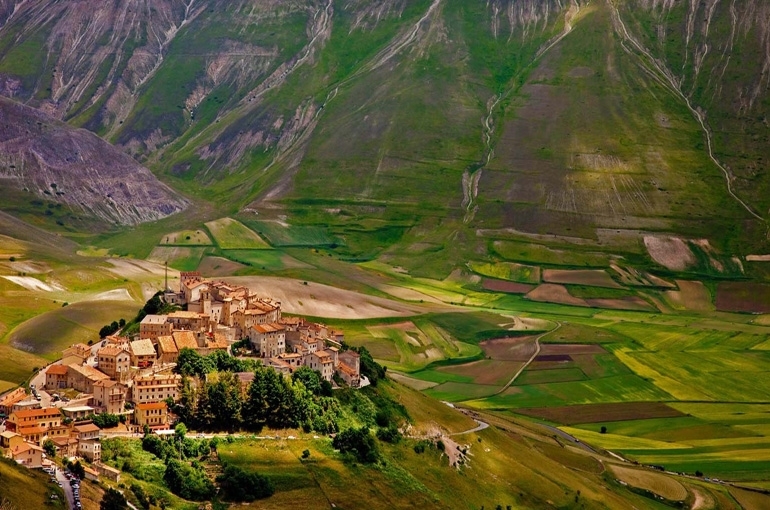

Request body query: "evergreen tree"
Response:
[100, 487, 128, 510]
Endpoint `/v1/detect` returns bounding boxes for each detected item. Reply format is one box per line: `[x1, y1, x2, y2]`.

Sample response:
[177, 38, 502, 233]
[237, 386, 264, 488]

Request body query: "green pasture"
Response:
[243, 220, 336, 247]
[205, 217, 270, 249]
[159, 229, 213, 246]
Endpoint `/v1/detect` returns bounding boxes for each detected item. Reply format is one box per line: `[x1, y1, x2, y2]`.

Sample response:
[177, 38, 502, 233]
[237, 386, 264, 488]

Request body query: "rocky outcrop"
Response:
[0, 97, 187, 226]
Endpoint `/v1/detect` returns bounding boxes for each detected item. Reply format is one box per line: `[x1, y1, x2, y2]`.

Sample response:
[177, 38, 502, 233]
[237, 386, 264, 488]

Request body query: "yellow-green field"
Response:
[205, 217, 270, 249]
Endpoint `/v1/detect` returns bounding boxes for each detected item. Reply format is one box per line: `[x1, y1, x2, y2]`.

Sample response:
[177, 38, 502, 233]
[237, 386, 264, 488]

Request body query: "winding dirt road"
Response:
[493, 322, 562, 396]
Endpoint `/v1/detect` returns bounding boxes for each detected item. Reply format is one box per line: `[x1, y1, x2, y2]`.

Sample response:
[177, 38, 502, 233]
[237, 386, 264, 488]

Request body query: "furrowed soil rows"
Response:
[515, 402, 686, 425]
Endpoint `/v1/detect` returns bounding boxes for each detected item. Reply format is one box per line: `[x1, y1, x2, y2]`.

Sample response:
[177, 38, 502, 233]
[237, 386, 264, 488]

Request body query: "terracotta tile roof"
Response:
[92, 379, 119, 388]
[157, 335, 178, 353]
[98, 346, 128, 357]
[12, 442, 42, 454]
[17, 425, 45, 435]
[11, 408, 62, 420]
[314, 350, 332, 359]
[207, 334, 229, 350]
[74, 423, 100, 433]
[136, 402, 167, 411]
[172, 331, 198, 350]
[338, 363, 358, 376]
[130, 339, 156, 357]
[47, 365, 69, 375]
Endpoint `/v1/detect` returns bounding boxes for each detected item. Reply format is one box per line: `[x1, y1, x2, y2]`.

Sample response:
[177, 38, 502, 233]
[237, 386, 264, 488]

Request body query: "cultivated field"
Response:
[482, 278, 534, 294]
[159, 229, 212, 245]
[543, 269, 621, 288]
[222, 276, 417, 319]
[468, 261, 541, 283]
[609, 465, 688, 501]
[244, 220, 335, 247]
[515, 402, 685, 425]
[716, 282, 770, 313]
[147, 246, 209, 271]
[204, 217, 270, 249]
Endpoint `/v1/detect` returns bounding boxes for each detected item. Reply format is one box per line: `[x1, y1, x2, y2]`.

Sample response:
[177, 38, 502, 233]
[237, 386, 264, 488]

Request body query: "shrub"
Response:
[216, 464, 274, 501]
[332, 427, 379, 463]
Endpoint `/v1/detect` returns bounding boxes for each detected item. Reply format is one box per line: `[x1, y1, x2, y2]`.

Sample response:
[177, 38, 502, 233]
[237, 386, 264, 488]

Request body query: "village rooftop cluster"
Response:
[0, 272, 362, 479]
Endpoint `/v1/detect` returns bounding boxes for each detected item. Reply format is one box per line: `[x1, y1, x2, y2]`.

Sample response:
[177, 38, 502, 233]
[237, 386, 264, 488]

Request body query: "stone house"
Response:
[306, 350, 335, 382]
[129, 339, 157, 368]
[132, 374, 180, 404]
[248, 323, 286, 358]
[8, 442, 43, 468]
[92, 380, 127, 415]
[96, 346, 131, 380]
[45, 365, 69, 391]
[134, 402, 169, 430]
[139, 314, 172, 341]
[156, 335, 179, 364]
[67, 364, 109, 394]
[78, 439, 101, 463]
[62, 343, 91, 366]
[0, 431, 24, 450]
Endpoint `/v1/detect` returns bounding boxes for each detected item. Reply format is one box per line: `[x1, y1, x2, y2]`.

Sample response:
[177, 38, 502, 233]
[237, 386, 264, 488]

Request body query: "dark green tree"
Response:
[332, 427, 379, 463]
[42, 439, 56, 458]
[217, 464, 274, 501]
[100, 487, 128, 510]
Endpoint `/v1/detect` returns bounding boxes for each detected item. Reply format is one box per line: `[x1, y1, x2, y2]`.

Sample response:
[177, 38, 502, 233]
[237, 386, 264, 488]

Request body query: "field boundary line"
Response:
[493, 322, 561, 396]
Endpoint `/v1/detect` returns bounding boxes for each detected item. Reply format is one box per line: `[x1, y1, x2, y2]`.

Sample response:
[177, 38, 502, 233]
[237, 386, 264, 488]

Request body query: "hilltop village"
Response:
[0, 272, 363, 475]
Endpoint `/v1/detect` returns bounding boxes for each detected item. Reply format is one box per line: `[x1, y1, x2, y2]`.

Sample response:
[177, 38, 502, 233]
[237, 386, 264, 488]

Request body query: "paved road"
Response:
[540, 423, 596, 454]
[450, 419, 489, 436]
[54, 468, 75, 510]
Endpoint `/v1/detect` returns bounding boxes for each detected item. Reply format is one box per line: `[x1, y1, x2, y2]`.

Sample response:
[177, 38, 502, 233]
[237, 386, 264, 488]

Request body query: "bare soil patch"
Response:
[438, 360, 524, 386]
[515, 402, 685, 425]
[480, 336, 538, 361]
[1, 275, 64, 292]
[716, 282, 770, 313]
[543, 269, 621, 288]
[644, 236, 695, 271]
[104, 258, 175, 278]
[222, 276, 417, 318]
[664, 280, 712, 311]
[539, 344, 606, 356]
[526, 284, 588, 306]
[482, 278, 535, 294]
[747, 255, 770, 262]
[584, 297, 655, 311]
[379, 284, 443, 303]
[535, 354, 572, 362]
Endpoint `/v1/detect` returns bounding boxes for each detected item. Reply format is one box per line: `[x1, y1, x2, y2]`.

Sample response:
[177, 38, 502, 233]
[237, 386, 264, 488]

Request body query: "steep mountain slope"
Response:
[0, 96, 187, 227]
[0, 0, 766, 274]
[617, 0, 770, 219]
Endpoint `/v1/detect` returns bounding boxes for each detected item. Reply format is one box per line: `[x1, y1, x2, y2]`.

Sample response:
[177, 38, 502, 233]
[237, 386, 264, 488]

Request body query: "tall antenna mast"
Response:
[164, 260, 169, 292]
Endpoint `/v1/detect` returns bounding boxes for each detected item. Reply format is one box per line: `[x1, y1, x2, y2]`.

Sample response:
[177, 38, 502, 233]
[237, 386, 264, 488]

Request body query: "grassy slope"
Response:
[0, 457, 65, 510]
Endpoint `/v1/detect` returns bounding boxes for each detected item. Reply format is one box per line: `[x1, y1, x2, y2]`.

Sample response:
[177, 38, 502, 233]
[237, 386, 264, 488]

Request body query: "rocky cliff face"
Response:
[0, 97, 187, 225]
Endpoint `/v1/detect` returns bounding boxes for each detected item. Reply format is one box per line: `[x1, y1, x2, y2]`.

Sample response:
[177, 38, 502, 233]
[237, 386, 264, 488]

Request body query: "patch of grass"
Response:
[0, 456, 64, 509]
[242, 220, 336, 247]
[159, 229, 213, 246]
[205, 218, 270, 249]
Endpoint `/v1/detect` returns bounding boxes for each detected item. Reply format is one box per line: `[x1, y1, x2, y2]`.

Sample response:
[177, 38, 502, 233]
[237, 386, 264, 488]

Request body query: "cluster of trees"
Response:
[99, 318, 126, 339]
[100, 487, 128, 510]
[169, 366, 340, 433]
[332, 427, 379, 463]
[164, 459, 216, 501]
[139, 425, 218, 501]
[175, 348, 260, 378]
[87, 413, 123, 429]
[217, 464, 274, 502]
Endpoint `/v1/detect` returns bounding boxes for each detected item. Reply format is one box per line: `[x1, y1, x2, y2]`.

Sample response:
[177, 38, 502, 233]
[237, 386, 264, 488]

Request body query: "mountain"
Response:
[0, 96, 187, 228]
[0, 0, 767, 271]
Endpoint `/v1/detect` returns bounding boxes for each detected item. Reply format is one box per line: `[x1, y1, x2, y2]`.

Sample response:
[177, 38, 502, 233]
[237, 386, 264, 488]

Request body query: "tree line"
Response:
[169, 362, 340, 434]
